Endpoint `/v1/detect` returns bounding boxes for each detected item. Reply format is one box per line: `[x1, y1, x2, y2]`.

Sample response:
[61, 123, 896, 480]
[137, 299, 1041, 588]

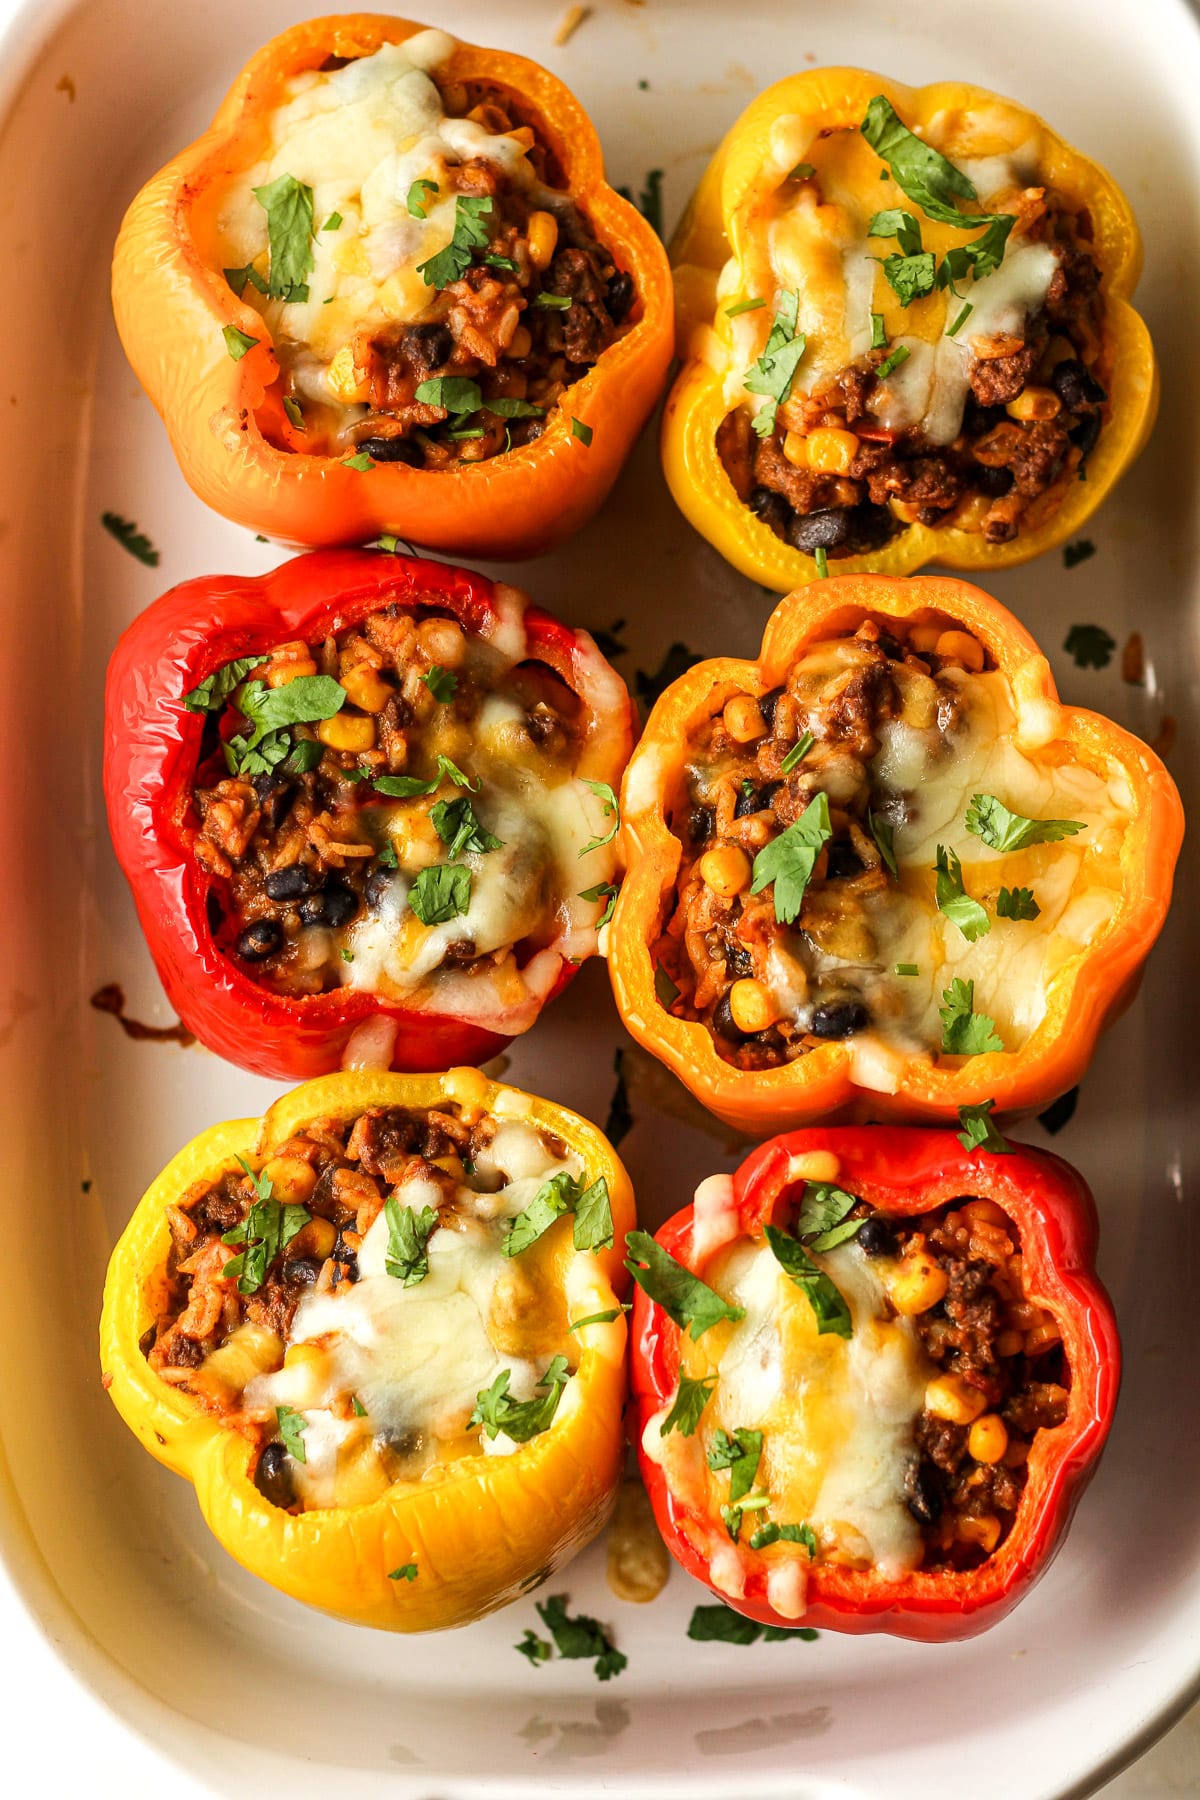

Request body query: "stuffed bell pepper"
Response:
[664, 68, 1156, 589]
[104, 548, 633, 1080]
[100, 1068, 634, 1631]
[609, 573, 1181, 1133]
[629, 1125, 1117, 1640]
[111, 14, 673, 557]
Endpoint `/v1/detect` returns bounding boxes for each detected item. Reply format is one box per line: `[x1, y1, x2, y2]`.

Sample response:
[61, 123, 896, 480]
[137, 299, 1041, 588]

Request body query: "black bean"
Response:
[711, 992, 747, 1041]
[404, 321, 454, 374]
[264, 864, 315, 902]
[963, 399, 1006, 436]
[299, 882, 359, 929]
[734, 780, 781, 819]
[725, 942, 754, 980]
[251, 773, 295, 830]
[975, 464, 1014, 497]
[856, 1214, 899, 1258]
[1070, 412, 1102, 460]
[282, 1256, 323, 1289]
[254, 1443, 295, 1510]
[844, 503, 900, 554]
[749, 486, 792, 537]
[758, 686, 786, 729]
[685, 804, 714, 844]
[786, 506, 850, 553]
[809, 999, 869, 1039]
[365, 868, 393, 909]
[1052, 358, 1107, 411]
[606, 270, 635, 322]
[906, 1464, 942, 1525]
[825, 839, 864, 879]
[236, 919, 282, 961]
[357, 435, 422, 465]
[332, 1233, 359, 1283]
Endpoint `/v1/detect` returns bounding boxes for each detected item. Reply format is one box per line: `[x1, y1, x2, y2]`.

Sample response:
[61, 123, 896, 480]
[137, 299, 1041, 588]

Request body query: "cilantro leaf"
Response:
[749, 1520, 818, 1555]
[408, 864, 471, 926]
[223, 674, 346, 777]
[101, 512, 160, 567]
[533, 291, 572, 309]
[223, 324, 260, 361]
[780, 731, 814, 775]
[875, 251, 936, 307]
[871, 311, 888, 349]
[388, 1563, 418, 1582]
[275, 1404, 308, 1463]
[796, 1181, 863, 1252]
[571, 416, 594, 446]
[406, 177, 439, 218]
[415, 376, 483, 418]
[282, 396, 305, 431]
[421, 664, 458, 704]
[939, 978, 1005, 1055]
[750, 791, 832, 924]
[936, 214, 1015, 289]
[430, 796, 503, 861]
[860, 95, 978, 225]
[764, 1224, 852, 1338]
[580, 880, 620, 929]
[654, 964, 681, 1009]
[383, 1199, 438, 1285]
[868, 809, 898, 877]
[184, 655, 267, 714]
[341, 451, 374, 472]
[535, 1594, 627, 1681]
[321, 212, 342, 232]
[876, 343, 910, 380]
[997, 885, 1040, 921]
[224, 263, 268, 298]
[484, 397, 545, 419]
[1064, 621, 1114, 666]
[721, 1492, 770, 1541]
[572, 1178, 614, 1252]
[726, 296, 767, 318]
[252, 173, 315, 302]
[372, 753, 474, 799]
[624, 1231, 744, 1340]
[221, 1161, 310, 1294]
[503, 1171, 614, 1256]
[417, 194, 493, 288]
[515, 1629, 552, 1665]
[934, 844, 991, 941]
[471, 1356, 570, 1443]
[603, 1045, 632, 1146]
[744, 289, 806, 438]
[688, 1605, 818, 1644]
[660, 1372, 716, 1438]
[965, 794, 1086, 852]
[567, 1304, 630, 1333]
[1063, 541, 1098, 572]
[956, 1100, 1011, 1155]
[867, 208, 924, 255]
[580, 780, 620, 855]
[706, 1426, 763, 1502]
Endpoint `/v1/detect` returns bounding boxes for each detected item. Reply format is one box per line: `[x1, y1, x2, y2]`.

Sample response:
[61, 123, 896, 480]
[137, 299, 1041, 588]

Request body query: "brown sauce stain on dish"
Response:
[89, 983, 195, 1047]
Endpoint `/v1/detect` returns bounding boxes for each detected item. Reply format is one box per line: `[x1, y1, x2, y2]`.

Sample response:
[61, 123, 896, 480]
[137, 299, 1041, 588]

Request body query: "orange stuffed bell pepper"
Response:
[663, 68, 1156, 590]
[99, 1068, 634, 1632]
[608, 573, 1182, 1135]
[111, 14, 673, 558]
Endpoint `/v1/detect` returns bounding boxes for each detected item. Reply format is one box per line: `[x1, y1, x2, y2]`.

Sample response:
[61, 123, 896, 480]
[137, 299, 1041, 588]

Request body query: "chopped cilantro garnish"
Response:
[956, 1099, 1011, 1155]
[533, 291, 571, 309]
[387, 1562, 418, 1581]
[515, 1629, 552, 1665]
[876, 343, 911, 380]
[895, 962, 919, 976]
[252, 173, 315, 302]
[868, 208, 924, 255]
[579, 880, 619, 928]
[860, 95, 978, 225]
[726, 296, 767, 318]
[417, 194, 492, 288]
[624, 1230, 744, 1339]
[341, 451, 374, 471]
[780, 731, 814, 775]
[939, 978, 1005, 1055]
[750, 791, 832, 924]
[535, 1593, 627, 1681]
[948, 302, 973, 337]
[934, 844, 990, 942]
[868, 809, 898, 878]
[687, 1605, 818, 1645]
[222, 324, 260, 361]
[814, 546, 830, 578]
[764, 1224, 852, 1338]
[282, 396, 304, 431]
[654, 963, 680, 1009]
[383, 1199, 438, 1285]
[568, 1304, 630, 1334]
[224, 263, 268, 298]
[1064, 621, 1114, 667]
[372, 753, 473, 799]
[275, 1404, 308, 1463]
[571, 416, 594, 446]
[660, 1372, 716, 1438]
[504, 1171, 613, 1257]
[1063, 540, 1097, 571]
[101, 512, 160, 567]
[471, 1357, 570, 1443]
[965, 794, 1086, 852]
[221, 1162, 310, 1295]
[408, 863, 471, 926]
[221, 674, 345, 778]
[580, 779, 620, 855]
[870, 311, 888, 350]
[321, 212, 342, 232]
[421, 664, 458, 704]
[415, 376, 483, 418]
[744, 289, 806, 438]
[997, 885, 1040, 921]
[430, 795, 502, 861]
[707, 1427, 763, 1502]
[406, 178, 438, 219]
[796, 1181, 864, 1252]
[749, 1520, 818, 1554]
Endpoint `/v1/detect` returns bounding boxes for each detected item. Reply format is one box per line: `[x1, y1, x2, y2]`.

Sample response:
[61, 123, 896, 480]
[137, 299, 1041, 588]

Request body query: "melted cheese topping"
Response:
[217, 33, 542, 397]
[745, 643, 1132, 1071]
[675, 1236, 933, 1580]
[243, 1117, 580, 1509]
[721, 105, 1058, 444]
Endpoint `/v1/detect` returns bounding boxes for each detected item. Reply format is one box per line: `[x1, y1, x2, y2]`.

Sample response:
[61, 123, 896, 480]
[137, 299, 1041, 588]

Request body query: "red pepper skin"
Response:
[632, 1128, 1119, 1642]
[104, 548, 632, 1080]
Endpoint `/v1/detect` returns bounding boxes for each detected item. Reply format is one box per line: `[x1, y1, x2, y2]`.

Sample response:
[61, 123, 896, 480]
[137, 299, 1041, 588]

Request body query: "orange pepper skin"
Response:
[110, 14, 673, 557]
[662, 68, 1157, 590]
[608, 573, 1183, 1135]
[99, 1070, 635, 1633]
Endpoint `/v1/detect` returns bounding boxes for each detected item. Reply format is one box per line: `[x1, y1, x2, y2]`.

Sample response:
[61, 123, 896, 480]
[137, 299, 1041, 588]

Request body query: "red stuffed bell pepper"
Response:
[629, 1126, 1117, 1641]
[104, 548, 633, 1079]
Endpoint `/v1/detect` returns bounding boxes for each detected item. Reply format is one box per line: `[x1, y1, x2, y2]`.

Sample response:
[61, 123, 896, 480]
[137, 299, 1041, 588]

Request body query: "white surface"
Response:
[0, 0, 1197, 1795]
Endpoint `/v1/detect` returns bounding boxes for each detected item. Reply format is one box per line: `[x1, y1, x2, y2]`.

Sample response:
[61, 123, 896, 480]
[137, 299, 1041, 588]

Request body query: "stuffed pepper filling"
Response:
[217, 31, 637, 465]
[717, 96, 1108, 556]
[656, 613, 1132, 1072]
[642, 1177, 1070, 1602]
[187, 595, 620, 1033]
[145, 1098, 612, 1511]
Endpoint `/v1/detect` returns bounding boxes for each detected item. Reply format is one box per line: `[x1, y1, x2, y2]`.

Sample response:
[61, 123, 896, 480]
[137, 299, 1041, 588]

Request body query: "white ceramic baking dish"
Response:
[0, 1, 1198, 1794]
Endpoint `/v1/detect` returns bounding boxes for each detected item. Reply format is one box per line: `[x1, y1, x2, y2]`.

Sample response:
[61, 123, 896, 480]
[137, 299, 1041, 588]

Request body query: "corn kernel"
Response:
[284, 1341, 327, 1373]
[318, 713, 377, 752]
[527, 210, 559, 269]
[806, 427, 859, 476]
[907, 623, 942, 654]
[509, 325, 532, 359]
[934, 629, 985, 672]
[968, 1414, 1009, 1465]
[782, 430, 810, 469]
[723, 694, 765, 742]
[961, 1197, 1009, 1228]
[698, 844, 752, 898]
[957, 1514, 1002, 1554]
[340, 664, 393, 714]
[261, 1155, 317, 1204]
[326, 342, 371, 404]
[1006, 385, 1061, 423]
[263, 642, 318, 688]
[1025, 1318, 1063, 1356]
[889, 499, 924, 525]
[417, 616, 468, 668]
[290, 1215, 337, 1261]
[729, 978, 780, 1034]
[888, 1252, 949, 1315]
[925, 1373, 989, 1426]
[996, 1328, 1025, 1358]
[950, 492, 991, 533]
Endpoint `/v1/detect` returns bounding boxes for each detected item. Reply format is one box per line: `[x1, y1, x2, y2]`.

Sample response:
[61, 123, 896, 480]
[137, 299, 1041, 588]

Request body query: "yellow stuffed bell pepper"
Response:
[99, 1068, 634, 1632]
[663, 68, 1156, 590]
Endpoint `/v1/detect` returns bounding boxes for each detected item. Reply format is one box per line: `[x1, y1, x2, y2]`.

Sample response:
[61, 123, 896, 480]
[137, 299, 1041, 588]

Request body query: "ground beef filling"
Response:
[276, 78, 635, 466]
[656, 615, 985, 1069]
[145, 1102, 571, 1512]
[719, 200, 1107, 554]
[855, 1195, 1070, 1571]
[190, 601, 581, 996]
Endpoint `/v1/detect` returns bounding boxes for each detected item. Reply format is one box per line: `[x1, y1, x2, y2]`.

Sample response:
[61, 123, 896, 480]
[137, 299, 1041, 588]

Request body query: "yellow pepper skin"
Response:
[663, 68, 1157, 590]
[99, 1069, 634, 1632]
